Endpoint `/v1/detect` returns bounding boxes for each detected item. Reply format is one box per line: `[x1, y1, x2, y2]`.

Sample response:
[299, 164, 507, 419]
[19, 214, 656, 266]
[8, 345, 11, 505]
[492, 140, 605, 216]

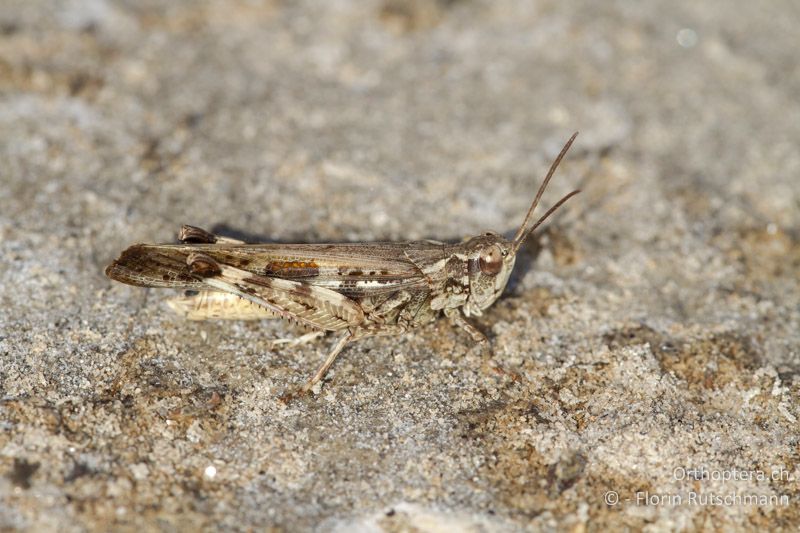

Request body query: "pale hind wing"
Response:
[167, 291, 281, 320]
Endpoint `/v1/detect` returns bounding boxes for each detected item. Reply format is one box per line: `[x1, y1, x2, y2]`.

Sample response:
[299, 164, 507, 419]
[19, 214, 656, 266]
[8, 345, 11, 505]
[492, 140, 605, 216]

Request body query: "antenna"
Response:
[511, 132, 580, 253]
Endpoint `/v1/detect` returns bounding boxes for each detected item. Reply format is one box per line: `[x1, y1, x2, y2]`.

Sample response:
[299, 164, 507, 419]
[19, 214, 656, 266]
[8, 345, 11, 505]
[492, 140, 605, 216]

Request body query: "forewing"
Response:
[106, 242, 443, 297]
[106, 244, 207, 288]
[226, 242, 435, 297]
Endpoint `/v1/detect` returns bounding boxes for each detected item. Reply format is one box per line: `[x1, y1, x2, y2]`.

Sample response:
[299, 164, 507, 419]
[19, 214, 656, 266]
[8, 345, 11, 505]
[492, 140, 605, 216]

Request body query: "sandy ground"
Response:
[1, 0, 799, 531]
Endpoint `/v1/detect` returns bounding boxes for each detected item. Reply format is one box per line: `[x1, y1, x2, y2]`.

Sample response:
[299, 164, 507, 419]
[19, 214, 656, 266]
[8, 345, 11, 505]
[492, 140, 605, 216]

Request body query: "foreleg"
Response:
[444, 307, 487, 345]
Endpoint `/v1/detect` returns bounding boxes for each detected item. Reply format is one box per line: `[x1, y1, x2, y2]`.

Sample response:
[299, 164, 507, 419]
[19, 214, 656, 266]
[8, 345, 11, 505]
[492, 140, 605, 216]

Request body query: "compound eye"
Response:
[479, 244, 504, 276]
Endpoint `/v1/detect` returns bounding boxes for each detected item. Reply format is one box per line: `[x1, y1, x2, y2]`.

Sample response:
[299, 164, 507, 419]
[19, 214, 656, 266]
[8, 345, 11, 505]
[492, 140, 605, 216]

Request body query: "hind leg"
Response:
[279, 330, 354, 402]
[168, 291, 326, 350]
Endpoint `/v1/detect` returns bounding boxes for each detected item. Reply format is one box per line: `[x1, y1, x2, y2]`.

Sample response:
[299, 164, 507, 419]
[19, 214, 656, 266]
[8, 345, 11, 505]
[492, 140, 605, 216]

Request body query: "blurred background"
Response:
[1, 1, 798, 530]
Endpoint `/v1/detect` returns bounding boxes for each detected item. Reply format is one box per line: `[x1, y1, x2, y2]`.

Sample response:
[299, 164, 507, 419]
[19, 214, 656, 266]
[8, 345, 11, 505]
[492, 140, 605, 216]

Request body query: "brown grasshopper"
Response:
[106, 133, 580, 398]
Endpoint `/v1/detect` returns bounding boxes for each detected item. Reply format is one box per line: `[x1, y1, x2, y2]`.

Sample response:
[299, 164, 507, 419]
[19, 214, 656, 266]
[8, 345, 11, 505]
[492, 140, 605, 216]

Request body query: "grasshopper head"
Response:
[464, 132, 581, 316]
[463, 232, 516, 316]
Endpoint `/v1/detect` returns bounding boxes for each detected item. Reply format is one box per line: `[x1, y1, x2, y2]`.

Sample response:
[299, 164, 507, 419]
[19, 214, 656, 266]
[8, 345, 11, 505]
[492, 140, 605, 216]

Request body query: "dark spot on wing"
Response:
[186, 253, 222, 277]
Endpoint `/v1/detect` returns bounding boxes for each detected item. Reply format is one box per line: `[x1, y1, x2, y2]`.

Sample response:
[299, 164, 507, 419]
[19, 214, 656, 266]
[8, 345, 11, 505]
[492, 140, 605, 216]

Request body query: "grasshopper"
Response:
[106, 133, 580, 399]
